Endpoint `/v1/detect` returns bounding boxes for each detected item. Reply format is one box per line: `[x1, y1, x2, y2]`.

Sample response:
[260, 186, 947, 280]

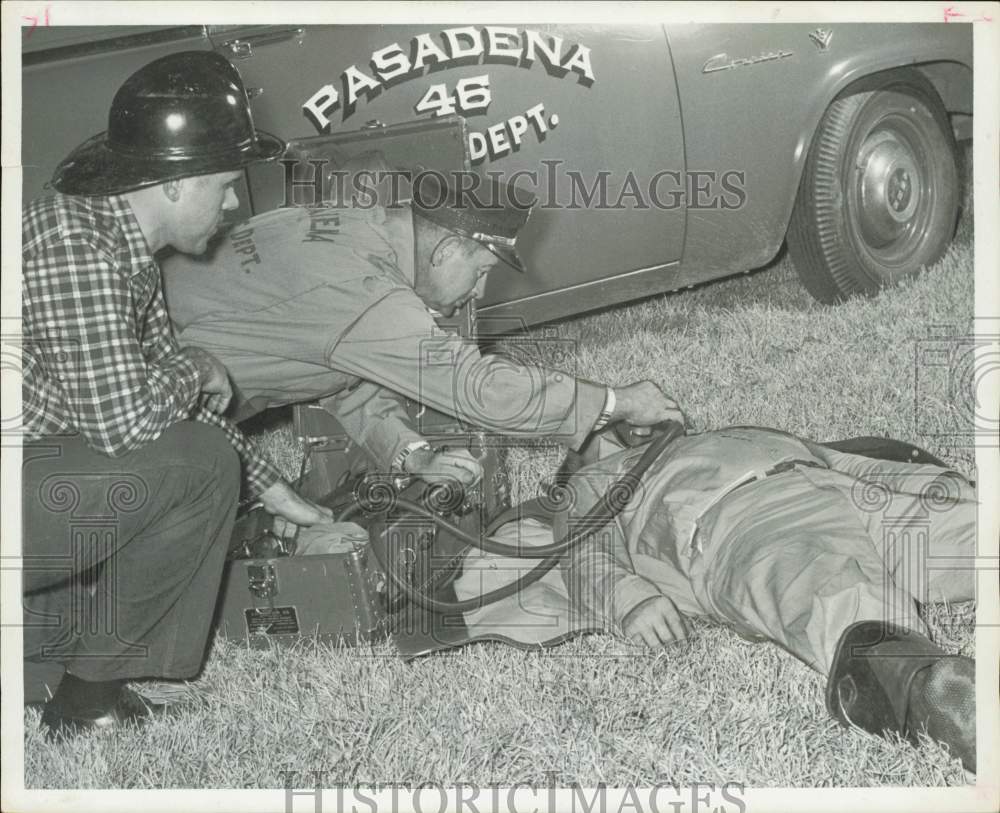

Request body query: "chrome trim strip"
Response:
[23, 26, 207, 67]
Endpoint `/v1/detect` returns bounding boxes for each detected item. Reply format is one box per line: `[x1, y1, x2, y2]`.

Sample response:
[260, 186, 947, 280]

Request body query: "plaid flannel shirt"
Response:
[21, 193, 282, 496]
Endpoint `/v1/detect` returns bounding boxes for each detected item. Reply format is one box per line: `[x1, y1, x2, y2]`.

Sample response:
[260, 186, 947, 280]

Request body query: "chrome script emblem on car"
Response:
[809, 29, 834, 51]
[702, 50, 794, 74]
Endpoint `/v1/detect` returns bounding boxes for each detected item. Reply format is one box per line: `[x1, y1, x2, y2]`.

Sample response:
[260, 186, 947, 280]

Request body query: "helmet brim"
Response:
[50, 129, 286, 196]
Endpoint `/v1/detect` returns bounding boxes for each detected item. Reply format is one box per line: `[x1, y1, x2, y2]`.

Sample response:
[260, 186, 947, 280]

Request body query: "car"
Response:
[22, 22, 972, 324]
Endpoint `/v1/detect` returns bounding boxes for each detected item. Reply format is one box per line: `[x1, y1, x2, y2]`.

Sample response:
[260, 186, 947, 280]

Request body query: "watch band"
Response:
[391, 439, 432, 473]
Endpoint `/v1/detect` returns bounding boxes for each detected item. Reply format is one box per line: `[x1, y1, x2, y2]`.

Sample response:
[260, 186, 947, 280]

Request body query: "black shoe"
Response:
[826, 621, 976, 773]
[906, 656, 976, 773]
[40, 686, 168, 740]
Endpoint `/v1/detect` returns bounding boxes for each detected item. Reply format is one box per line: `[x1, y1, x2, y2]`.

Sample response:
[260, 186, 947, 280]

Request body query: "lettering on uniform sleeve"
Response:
[230, 226, 261, 270]
[303, 210, 342, 243]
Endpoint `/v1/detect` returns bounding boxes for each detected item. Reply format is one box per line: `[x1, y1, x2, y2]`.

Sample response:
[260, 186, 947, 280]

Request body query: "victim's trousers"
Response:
[688, 449, 977, 674]
[21, 421, 239, 683]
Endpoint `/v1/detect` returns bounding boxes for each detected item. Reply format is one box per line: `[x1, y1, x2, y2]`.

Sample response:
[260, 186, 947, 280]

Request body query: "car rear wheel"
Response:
[787, 69, 960, 304]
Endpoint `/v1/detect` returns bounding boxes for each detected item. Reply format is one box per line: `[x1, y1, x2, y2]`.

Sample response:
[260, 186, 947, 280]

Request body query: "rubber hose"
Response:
[391, 422, 678, 559]
[376, 421, 682, 614]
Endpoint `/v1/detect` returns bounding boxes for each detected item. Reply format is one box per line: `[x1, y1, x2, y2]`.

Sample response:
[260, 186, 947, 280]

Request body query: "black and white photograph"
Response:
[2, 3, 998, 812]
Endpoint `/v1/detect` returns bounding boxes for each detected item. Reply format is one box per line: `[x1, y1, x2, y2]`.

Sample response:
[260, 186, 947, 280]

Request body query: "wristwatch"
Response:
[391, 439, 432, 474]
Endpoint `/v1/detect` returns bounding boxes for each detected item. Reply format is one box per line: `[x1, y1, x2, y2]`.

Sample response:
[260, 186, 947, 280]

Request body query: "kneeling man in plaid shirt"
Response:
[21, 51, 329, 737]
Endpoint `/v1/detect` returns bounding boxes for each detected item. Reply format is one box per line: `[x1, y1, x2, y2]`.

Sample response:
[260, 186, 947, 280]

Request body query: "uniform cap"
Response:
[410, 170, 536, 273]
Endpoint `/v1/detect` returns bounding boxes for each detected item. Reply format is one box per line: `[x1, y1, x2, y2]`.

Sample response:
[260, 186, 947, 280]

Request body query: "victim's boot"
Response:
[826, 620, 976, 773]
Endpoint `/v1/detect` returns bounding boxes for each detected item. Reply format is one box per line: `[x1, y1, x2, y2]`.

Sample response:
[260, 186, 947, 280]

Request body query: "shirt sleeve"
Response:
[23, 236, 202, 456]
[328, 291, 607, 461]
[319, 381, 424, 472]
[191, 405, 283, 497]
[140, 275, 182, 367]
[557, 462, 664, 629]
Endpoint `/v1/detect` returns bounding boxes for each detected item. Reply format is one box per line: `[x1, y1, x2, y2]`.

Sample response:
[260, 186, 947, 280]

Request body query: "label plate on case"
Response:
[245, 606, 299, 635]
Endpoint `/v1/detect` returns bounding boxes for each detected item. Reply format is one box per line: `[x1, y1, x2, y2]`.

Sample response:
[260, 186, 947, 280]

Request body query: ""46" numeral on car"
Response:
[414, 75, 492, 117]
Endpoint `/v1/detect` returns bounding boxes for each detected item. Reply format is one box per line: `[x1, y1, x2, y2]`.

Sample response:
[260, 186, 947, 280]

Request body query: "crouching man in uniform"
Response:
[560, 426, 978, 772]
[161, 172, 684, 488]
[21, 51, 328, 737]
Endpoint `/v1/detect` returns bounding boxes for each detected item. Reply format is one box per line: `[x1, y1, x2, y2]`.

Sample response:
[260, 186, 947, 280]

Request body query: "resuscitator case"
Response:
[213, 426, 499, 651]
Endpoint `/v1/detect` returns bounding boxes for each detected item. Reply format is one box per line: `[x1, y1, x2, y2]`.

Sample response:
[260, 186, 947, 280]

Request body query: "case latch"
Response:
[247, 563, 278, 599]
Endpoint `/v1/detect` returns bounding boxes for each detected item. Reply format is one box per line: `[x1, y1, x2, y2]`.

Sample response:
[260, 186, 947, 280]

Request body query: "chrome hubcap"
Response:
[857, 130, 922, 247]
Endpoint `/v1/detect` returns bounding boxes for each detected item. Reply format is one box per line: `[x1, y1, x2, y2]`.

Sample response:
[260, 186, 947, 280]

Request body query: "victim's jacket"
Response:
[554, 426, 965, 629]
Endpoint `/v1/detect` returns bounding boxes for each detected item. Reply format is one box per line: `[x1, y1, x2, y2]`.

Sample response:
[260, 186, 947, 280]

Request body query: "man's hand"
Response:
[622, 596, 688, 649]
[613, 381, 685, 427]
[184, 346, 233, 414]
[405, 447, 483, 487]
[258, 480, 333, 527]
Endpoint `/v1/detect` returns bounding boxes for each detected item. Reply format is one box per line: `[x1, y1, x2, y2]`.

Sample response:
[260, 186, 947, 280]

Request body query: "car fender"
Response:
[666, 23, 972, 287]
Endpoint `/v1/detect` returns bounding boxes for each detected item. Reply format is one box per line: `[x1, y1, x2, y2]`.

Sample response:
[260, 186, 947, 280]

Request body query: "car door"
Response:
[206, 24, 687, 326]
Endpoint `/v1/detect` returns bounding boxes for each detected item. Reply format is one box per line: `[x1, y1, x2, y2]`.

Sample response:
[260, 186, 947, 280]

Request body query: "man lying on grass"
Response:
[550, 425, 977, 772]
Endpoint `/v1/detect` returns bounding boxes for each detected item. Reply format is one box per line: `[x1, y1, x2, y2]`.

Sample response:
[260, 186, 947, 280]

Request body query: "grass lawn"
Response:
[23, 153, 980, 789]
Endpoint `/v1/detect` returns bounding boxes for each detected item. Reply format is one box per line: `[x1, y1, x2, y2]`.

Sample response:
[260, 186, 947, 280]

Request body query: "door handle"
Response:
[222, 26, 305, 59]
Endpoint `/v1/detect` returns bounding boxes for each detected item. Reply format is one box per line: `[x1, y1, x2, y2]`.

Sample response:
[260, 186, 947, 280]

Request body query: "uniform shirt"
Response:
[558, 427, 829, 627]
[163, 204, 606, 470]
[22, 193, 281, 496]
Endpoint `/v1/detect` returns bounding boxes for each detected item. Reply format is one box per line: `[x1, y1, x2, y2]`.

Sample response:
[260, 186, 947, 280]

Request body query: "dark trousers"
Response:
[22, 421, 239, 683]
